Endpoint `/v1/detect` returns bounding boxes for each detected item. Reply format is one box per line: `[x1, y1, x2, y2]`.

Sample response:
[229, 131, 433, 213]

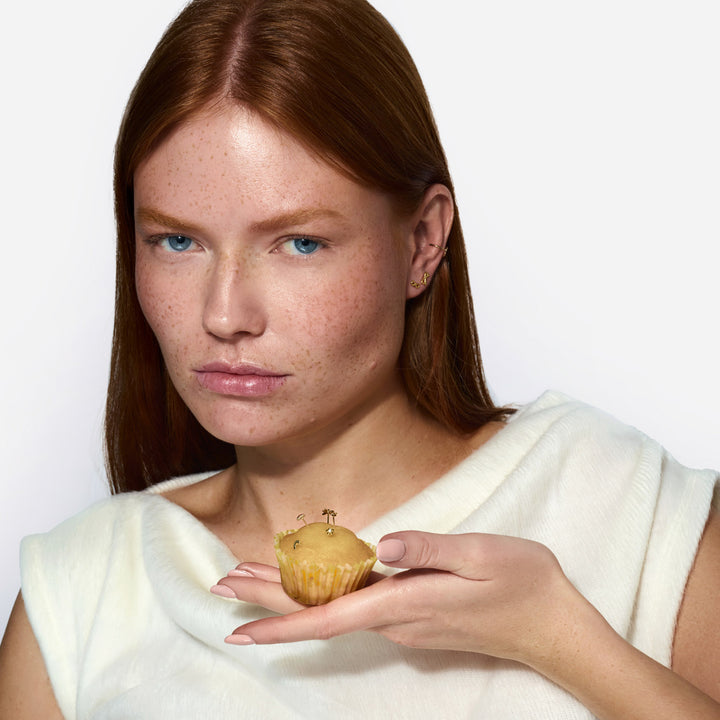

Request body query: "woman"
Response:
[1, 0, 718, 717]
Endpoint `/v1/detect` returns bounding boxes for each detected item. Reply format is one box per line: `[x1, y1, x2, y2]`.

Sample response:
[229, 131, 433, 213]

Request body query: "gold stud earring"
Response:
[410, 272, 431, 289]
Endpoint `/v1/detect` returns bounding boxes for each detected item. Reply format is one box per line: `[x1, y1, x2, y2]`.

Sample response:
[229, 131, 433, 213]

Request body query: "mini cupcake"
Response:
[274, 510, 376, 605]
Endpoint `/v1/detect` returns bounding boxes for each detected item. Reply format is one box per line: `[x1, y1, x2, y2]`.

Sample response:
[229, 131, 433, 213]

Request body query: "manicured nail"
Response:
[377, 538, 406, 562]
[210, 584, 236, 598]
[228, 569, 253, 577]
[225, 634, 255, 646]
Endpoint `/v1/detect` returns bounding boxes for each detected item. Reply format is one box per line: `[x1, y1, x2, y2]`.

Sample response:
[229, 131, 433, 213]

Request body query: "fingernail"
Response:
[210, 584, 237, 598]
[228, 569, 253, 577]
[225, 634, 255, 646]
[377, 538, 406, 562]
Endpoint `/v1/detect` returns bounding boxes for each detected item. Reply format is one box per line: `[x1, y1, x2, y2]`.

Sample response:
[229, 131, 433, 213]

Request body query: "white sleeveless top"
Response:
[20, 391, 718, 719]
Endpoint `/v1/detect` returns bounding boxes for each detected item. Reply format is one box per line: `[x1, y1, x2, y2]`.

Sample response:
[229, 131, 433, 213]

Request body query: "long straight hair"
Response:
[106, 0, 513, 493]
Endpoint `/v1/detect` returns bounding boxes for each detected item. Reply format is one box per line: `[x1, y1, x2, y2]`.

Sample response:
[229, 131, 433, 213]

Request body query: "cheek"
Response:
[297, 268, 405, 371]
[135, 261, 166, 337]
[134, 255, 190, 355]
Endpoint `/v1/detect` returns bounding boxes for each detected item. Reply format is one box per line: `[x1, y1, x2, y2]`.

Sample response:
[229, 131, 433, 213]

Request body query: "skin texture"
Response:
[672, 507, 720, 701]
[0, 594, 64, 719]
[1, 103, 718, 719]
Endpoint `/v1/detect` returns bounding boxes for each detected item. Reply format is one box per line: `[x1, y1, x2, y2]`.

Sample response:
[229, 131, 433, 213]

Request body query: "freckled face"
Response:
[134, 105, 413, 448]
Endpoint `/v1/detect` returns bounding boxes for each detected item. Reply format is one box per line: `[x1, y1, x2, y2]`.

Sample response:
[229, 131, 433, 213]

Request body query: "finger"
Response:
[227, 582, 392, 645]
[376, 530, 495, 579]
[215, 566, 386, 609]
[212, 576, 305, 615]
[364, 569, 389, 586]
[229, 563, 282, 583]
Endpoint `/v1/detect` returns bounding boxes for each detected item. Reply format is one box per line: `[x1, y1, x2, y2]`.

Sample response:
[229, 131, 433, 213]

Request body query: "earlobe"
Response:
[406, 185, 453, 297]
[410, 272, 431, 289]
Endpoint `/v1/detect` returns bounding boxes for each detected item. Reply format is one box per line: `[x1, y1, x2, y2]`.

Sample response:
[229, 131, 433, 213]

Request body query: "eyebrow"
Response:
[135, 207, 204, 235]
[135, 206, 345, 235]
[249, 207, 345, 233]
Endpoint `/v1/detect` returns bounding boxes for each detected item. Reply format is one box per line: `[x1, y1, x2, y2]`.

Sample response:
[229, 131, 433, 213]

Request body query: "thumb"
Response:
[376, 530, 487, 577]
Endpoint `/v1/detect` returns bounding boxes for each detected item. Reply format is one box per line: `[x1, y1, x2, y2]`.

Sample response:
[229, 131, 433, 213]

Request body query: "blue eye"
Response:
[162, 235, 193, 252]
[287, 237, 321, 255]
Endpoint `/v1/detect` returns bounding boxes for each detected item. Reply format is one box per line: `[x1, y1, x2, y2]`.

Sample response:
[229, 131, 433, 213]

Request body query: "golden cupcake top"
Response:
[276, 509, 375, 566]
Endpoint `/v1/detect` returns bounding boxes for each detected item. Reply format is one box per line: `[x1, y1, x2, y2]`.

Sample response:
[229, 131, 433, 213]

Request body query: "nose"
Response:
[201, 254, 267, 339]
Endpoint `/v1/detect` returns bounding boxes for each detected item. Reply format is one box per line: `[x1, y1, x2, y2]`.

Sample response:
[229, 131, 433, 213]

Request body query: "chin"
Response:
[200, 418, 301, 448]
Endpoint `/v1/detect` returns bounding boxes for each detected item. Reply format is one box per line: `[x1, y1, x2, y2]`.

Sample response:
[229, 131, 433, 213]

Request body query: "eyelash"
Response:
[278, 236, 326, 256]
[142, 233, 328, 257]
[144, 234, 196, 253]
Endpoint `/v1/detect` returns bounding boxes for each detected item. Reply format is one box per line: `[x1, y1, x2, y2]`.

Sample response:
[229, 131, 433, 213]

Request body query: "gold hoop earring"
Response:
[429, 243, 448, 257]
[410, 272, 431, 289]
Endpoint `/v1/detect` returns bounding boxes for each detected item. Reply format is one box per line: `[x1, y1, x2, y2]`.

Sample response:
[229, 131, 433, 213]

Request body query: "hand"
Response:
[212, 531, 590, 668]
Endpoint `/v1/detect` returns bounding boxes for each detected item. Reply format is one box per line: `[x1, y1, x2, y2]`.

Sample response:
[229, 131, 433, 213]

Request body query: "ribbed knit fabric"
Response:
[20, 391, 718, 719]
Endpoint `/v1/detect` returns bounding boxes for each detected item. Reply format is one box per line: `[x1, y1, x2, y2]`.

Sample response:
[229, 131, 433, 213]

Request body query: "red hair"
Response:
[106, 0, 513, 493]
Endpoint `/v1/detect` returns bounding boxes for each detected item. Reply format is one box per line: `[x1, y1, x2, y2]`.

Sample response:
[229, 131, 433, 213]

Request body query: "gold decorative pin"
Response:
[322, 509, 337, 534]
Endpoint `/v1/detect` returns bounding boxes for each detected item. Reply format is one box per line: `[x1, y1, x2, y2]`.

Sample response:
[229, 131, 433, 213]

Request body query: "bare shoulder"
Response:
[673, 506, 720, 702]
[0, 592, 64, 719]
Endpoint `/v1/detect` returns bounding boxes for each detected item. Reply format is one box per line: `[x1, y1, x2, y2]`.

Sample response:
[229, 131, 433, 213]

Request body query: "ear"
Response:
[406, 184, 454, 299]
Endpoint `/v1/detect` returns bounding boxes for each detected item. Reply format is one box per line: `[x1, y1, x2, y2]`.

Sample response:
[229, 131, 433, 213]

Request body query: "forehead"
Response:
[136, 105, 322, 198]
[132, 104, 395, 229]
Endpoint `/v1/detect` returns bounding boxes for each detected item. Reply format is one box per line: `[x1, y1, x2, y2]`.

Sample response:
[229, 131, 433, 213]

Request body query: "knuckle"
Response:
[395, 632, 422, 649]
[314, 606, 336, 641]
[413, 534, 441, 567]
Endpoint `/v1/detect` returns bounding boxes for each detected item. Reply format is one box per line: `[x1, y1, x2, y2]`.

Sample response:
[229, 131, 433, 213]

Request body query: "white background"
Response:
[1, 0, 718, 633]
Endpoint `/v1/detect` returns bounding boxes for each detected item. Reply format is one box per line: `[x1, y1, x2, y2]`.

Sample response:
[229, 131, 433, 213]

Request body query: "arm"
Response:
[672, 508, 720, 701]
[527, 577, 720, 720]
[215, 528, 720, 720]
[0, 592, 64, 719]
[551, 508, 720, 718]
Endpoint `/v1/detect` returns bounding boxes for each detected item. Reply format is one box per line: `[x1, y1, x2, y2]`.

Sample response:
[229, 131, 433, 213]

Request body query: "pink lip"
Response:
[195, 362, 288, 397]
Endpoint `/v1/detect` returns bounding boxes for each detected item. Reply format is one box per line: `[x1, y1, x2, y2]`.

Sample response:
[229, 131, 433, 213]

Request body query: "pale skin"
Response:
[1, 103, 719, 718]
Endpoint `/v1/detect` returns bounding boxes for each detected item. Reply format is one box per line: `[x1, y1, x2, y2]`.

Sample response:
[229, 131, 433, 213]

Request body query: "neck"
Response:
[227, 386, 482, 534]
[162, 386, 504, 565]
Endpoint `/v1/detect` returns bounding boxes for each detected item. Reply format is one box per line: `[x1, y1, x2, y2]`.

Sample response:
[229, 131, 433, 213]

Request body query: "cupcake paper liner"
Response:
[274, 529, 376, 605]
